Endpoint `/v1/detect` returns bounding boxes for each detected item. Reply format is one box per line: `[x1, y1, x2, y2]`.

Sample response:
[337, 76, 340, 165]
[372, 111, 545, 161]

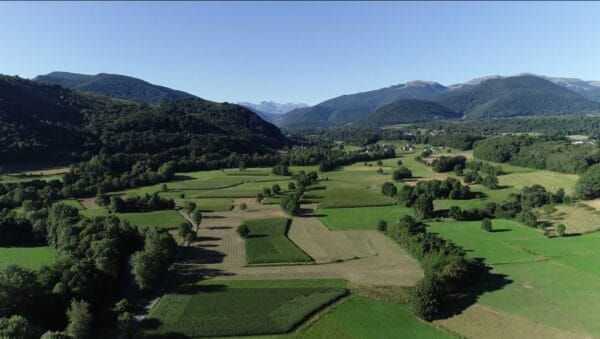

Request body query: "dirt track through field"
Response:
[180, 200, 423, 286]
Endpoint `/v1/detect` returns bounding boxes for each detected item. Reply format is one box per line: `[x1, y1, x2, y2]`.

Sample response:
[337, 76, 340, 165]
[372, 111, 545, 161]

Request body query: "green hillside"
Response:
[359, 99, 461, 127]
[0, 75, 287, 164]
[437, 75, 600, 118]
[34, 71, 195, 104]
[278, 81, 447, 129]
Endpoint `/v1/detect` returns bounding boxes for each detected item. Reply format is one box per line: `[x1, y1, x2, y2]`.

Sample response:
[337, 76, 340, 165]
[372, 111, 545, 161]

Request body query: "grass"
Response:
[297, 297, 456, 339]
[317, 205, 413, 231]
[428, 217, 600, 337]
[0, 246, 57, 269]
[536, 204, 600, 234]
[0, 173, 63, 183]
[79, 209, 184, 230]
[243, 218, 312, 264]
[139, 279, 347, 338]
[189, 198, 233, 212]
[428, 219, 542, 264]
[174, 177, 245, 190]
[303, 180, 395, 208]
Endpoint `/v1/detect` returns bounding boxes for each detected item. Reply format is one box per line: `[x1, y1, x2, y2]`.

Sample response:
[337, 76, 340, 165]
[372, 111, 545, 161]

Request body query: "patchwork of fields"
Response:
[5, 144, 598, 338]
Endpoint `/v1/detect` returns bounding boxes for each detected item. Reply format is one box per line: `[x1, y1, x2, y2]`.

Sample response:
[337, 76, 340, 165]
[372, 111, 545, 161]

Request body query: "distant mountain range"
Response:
[34, 71, 196, 104]
[237, 101, 308, 123]
[30, 70, 600, 130]
[277, 74, 600, 129]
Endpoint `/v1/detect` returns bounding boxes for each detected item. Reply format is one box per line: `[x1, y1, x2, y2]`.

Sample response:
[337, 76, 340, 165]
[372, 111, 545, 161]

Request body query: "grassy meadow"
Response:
[297, 297, 456, 339]
[0, 246, 57, 269]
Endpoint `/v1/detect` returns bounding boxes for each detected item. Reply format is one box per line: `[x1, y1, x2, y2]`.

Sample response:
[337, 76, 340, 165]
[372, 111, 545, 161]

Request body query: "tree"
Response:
[413, 194, 434, 220]
[66, 300, 92, 339]
[95, 190, 110, 207]
[183, 201, 197, 215]
[178, 222, 193, 240]
[397, 159, 403, 166]
[376, 160, 383, 166]
[410, 274, 444, 321]
[517, 210, 538, 227]
[240, 203, 247, 211]
[397, 185, 415, 207]
[381, 182, 397, 197]
[161, 183, 168, 192]
[376, 168, 383, 174]
[237, 224, 250, 238]
[575, 164, 600, 199]
[481, 174, 500, 190]
[272, 184, 281, 195]
[481, 218, 492, 232]
[556, 223, 566, 237]
[256, 193, 264, 203]
[0, 315, 39, 339]
[262, 187, 271, 196]
[192, 209, 203, 226]
[393, 167, 412, 181]
[288, 182, 296, 190]
[239, 161, 247, 172]
[377, 220, 387, 232]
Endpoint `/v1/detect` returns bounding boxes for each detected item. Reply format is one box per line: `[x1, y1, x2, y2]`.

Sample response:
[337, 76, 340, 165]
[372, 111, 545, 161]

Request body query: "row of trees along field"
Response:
[0, 202, 176, 337]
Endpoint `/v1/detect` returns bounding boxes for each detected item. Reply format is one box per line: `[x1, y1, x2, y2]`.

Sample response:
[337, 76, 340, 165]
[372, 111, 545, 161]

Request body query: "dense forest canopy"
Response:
[0, 75, 287, 165]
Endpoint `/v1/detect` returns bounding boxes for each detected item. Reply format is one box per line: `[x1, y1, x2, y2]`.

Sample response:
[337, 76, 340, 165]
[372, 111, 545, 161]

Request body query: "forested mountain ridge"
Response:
[277, 81, 448, 129]
[278, 74, 600, 129]
[34, 71, 195, 104]
[437, 75, 600, 118]
[0, 75, 287, 164]
[358, 99, 462, 127]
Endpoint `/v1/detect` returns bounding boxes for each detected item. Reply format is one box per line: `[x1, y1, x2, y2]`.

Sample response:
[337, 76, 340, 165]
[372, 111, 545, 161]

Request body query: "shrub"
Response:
[376, 168, 383, 174]
[481, 218, 492, 232]
[240, 203, 248, 211]
[410, 274, 444, 321]
[397, 159, 403, 166]
[393, 167, 412, 181]
[377, 220, 387, 232]
[413, 194, 434, 220]
[272, 184, 281, 195]
[381, 182, 397, 197]
[237, 224, 250, 238]
[556, 223, 566, 236]
[256, 193, 264, 203]
[517, 210, 538, 227]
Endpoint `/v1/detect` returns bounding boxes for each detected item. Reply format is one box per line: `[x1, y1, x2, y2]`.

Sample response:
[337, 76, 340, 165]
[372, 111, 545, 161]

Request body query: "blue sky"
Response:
[1, 1, 600, 104]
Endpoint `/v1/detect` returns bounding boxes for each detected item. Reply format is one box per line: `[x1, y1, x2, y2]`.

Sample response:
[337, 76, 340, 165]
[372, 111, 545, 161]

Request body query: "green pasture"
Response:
[140, 279, 347, 338]
[0, 246, 57, 269]
[303, 180, 395, 208]
[297, 297, 456, 339]
[244, 218, 312, 264]
[428, 218, 600, 337]
[318, 205, 413, 231]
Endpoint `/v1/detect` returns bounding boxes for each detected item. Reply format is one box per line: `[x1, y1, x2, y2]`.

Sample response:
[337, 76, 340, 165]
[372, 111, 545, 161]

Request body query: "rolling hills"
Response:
[0, 75, 287, 164]
[437, 75, 600, 118]
[34, 71, 195, 104]
[277, 81, 448, 129]
[359, 99, 462, 127]
[277, 74, 600, 129]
